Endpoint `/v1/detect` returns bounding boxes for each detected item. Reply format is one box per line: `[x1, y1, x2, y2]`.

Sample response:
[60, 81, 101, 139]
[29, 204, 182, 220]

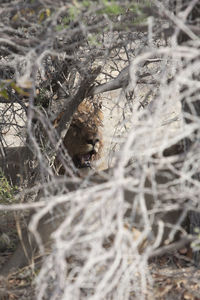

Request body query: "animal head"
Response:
[64, 123, 102, 168]
[61, 99, 103, 171]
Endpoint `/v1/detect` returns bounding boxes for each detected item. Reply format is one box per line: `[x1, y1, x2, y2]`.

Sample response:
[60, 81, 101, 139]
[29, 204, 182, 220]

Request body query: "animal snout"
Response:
[86, 138, 100, 146]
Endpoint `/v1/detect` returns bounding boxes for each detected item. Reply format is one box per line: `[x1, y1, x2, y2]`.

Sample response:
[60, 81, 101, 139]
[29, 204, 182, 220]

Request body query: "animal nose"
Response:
[86, 138, 99, 146]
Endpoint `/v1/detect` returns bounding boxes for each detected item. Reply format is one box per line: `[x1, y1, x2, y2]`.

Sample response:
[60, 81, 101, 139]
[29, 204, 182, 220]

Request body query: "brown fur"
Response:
[0, 147, 34, 186]
[56, 99, 104, 173]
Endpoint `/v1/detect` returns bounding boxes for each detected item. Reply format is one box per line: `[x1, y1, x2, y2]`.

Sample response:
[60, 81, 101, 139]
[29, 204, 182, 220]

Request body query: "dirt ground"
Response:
[1, 242, 200, 299]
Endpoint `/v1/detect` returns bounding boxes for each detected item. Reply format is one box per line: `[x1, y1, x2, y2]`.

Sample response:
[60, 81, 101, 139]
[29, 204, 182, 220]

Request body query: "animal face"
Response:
[64, 124, 103, 169]
[56, 99, 104, 173]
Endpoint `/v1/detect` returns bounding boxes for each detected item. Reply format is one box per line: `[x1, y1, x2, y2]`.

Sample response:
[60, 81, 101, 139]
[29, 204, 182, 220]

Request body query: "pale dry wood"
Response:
[0, 166, 187, 276]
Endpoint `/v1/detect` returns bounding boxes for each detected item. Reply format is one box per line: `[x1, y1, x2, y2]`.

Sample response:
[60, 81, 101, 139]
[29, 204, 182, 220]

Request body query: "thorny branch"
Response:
[0, 1, 200, 299]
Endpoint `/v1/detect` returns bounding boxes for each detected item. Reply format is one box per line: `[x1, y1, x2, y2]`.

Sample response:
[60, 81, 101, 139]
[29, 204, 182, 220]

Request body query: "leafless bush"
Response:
[0, 1, 200, 299]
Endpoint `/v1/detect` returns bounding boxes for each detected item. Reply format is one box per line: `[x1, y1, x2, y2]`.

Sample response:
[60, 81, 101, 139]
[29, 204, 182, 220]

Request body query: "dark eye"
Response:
[87, 139, 93, 145]
[86, 138, 100, 145]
